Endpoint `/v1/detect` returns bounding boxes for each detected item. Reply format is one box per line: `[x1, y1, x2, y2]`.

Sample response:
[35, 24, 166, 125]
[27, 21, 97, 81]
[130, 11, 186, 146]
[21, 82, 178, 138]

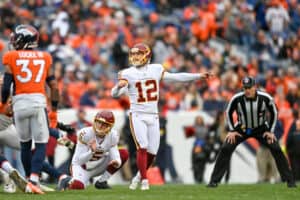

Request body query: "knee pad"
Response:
[69, 179, 85, 190]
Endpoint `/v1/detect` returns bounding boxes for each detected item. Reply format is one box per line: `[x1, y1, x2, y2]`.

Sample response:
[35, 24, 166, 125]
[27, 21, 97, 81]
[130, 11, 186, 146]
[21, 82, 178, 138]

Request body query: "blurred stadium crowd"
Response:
[0, 0, 300, 183]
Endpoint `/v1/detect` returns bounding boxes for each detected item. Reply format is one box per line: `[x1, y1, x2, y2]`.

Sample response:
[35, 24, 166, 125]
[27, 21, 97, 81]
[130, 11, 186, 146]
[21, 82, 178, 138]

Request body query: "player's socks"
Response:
[137, 148, 148, 180]
[20, 140, 32, 177]
[146, 152, 155, 169]
[1, 160, 14, 174]
[29, 173, 39, 184]
[31, 143, 46, 176]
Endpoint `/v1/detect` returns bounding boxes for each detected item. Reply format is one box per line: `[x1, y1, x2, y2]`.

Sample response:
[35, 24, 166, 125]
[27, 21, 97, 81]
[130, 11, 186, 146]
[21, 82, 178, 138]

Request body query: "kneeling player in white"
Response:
[58, 110, 129, 190]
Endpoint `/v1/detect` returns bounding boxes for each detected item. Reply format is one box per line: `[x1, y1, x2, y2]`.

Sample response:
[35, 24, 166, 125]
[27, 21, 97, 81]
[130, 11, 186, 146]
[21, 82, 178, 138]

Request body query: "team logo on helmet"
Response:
[128, 43, 151, 67]
[10, 24, 39, 50]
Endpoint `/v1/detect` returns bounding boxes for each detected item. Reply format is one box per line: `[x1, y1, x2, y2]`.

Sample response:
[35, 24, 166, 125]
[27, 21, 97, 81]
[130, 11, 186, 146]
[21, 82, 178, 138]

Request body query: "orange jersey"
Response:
[2, 50, 52, 95]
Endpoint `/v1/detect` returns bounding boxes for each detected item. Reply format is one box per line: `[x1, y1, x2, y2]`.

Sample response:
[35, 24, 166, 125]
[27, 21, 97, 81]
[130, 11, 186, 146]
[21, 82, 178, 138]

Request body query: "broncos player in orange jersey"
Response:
[1, 24, 59, 189]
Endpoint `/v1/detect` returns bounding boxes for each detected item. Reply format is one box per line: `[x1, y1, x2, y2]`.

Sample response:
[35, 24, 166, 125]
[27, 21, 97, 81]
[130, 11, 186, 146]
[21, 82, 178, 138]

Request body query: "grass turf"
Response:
[0, 183, 298, 200]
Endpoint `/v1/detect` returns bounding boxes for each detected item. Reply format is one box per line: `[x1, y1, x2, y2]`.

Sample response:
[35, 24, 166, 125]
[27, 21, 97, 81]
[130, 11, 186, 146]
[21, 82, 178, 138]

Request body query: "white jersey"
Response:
[72, 127, 120, 167]
[118, 64, 164, 114]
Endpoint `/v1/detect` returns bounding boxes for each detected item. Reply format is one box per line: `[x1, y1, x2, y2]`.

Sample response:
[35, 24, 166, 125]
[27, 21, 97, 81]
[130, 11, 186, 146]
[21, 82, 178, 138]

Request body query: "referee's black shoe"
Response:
[206, 182, 218, 188]
[95, 181, 111, 189]
[287, 181, 297, 188]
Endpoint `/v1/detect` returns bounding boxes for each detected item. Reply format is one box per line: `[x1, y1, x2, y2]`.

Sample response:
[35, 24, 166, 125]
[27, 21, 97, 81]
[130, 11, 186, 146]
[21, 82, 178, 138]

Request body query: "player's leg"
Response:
[128, 112, 148, 190]
[0, 154, 43, 194]
[141, 114, 160, 190]
[30, 108, 49, 184]
[207, 134, 246, 187]
[0, 125, 21, 150]
[256, 135, 296, 187]
[94, 148, 129, 189]
[68, 165, 88, 190]
[13, 110, 32, 178]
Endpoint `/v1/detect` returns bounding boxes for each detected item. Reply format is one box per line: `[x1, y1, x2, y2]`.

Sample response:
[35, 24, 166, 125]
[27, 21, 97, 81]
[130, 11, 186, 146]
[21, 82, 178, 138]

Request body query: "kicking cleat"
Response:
[57, 176, 72, 191]
[140, 179, 149, 190]
[129, 175, 140, 190]
[9, 169, 28, 192]
[94, 181, 111, 189]
[4, 181, 16, 193]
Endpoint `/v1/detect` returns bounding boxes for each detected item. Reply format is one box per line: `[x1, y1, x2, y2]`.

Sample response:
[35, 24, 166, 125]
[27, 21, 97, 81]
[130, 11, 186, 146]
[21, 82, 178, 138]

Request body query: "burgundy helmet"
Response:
[128, 43, 152, 67]
[93, 110, 115, 137]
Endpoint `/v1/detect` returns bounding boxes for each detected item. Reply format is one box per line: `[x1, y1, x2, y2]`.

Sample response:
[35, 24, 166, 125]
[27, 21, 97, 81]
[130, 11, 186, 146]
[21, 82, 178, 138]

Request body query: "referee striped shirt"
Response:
[226, 90, 278, 133]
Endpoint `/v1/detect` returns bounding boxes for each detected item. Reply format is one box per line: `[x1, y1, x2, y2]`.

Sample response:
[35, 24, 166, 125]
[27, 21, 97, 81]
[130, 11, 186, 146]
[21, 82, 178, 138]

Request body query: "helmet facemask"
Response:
[10, 24, 39, 50]
[129, 44, 151, 67]
[93, 118, 113, 137]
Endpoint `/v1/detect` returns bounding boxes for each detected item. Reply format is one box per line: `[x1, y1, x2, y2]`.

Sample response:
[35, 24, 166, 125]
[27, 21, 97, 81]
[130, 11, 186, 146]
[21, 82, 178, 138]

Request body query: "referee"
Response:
[207, 76, 296, 188]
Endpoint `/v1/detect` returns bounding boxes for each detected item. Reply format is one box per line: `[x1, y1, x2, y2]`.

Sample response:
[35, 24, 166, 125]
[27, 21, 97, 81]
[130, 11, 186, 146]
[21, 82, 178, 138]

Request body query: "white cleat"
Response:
[140, 179, 149, 190]
[4, 181, 16, 193]
[129, 174, 140, 190]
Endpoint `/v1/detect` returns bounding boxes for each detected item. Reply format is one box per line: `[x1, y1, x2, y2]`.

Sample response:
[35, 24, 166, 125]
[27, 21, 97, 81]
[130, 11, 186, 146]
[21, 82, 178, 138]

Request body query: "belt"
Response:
[235, 124, 267, 135]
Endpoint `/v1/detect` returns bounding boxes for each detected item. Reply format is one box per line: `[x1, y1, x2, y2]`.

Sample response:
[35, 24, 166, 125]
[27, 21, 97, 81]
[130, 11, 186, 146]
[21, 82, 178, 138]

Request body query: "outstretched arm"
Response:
[162, 71, 213, 83]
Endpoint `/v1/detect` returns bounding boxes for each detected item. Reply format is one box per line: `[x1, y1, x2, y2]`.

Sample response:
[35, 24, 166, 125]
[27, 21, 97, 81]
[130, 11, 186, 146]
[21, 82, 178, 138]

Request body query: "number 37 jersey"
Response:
[118, 64, 164, 114]
[2, 50, 52, 109]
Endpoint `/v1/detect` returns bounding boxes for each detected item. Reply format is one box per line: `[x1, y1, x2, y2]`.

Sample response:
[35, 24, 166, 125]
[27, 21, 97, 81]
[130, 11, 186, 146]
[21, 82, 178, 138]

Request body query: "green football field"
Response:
[0, 184, 298, 200]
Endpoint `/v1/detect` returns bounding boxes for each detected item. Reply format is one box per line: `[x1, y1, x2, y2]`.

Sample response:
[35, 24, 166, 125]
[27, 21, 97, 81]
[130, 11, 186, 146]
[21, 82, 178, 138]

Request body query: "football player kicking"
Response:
[111, 43, 213, 190]
[57, 110, 129, 190]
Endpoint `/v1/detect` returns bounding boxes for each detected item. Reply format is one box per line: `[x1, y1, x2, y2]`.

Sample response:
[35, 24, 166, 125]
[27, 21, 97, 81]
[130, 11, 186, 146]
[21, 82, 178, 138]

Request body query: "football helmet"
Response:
[128, 43, 151, 67]
[10, 24, 39, 50]
[93, 110, 115, 137]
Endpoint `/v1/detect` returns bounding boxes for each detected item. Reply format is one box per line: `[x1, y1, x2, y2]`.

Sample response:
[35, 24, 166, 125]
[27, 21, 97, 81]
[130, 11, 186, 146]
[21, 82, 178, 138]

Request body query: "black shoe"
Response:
[57, 176, 72, 191]
[207, 182, 218, 188]
[287, 181, 297, 188]
[95, 181, 111, 189]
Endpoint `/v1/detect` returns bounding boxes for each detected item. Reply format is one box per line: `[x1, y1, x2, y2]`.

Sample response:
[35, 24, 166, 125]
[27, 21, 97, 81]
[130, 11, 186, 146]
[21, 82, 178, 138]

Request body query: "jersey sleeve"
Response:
[77, 128, 93, 145]
[2, 52, 12, 66]
[110, 129, 120, 147]
[118, 70, 129, 82]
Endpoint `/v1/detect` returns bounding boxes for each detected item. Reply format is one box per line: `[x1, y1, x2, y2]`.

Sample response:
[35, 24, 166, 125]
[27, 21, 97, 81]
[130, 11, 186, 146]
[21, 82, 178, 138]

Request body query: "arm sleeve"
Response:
[72, 142, 93, 165]
[266, 97, 278, 133]
[109, 145, 121, 168]
[162, 72, 201, 82]
[111, 84, 128, 98]
[226, 96, 238, 131]
[1, 72, 13, 104]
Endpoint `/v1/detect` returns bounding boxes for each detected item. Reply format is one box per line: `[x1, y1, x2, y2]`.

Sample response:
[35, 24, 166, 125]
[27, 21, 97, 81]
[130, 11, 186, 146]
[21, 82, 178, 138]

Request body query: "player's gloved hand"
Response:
[200, 71, 214, 80]
[48, 111, 58, 128]
[117, 80, 128, 88]
[57, 137, 75, 150]
[90, 148, 105, 161]
[108, 159, 121, 168]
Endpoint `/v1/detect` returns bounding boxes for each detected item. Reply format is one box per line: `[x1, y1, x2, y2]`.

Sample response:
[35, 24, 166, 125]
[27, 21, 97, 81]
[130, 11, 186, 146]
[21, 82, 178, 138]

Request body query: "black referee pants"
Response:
[209, 129, 294, 184]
